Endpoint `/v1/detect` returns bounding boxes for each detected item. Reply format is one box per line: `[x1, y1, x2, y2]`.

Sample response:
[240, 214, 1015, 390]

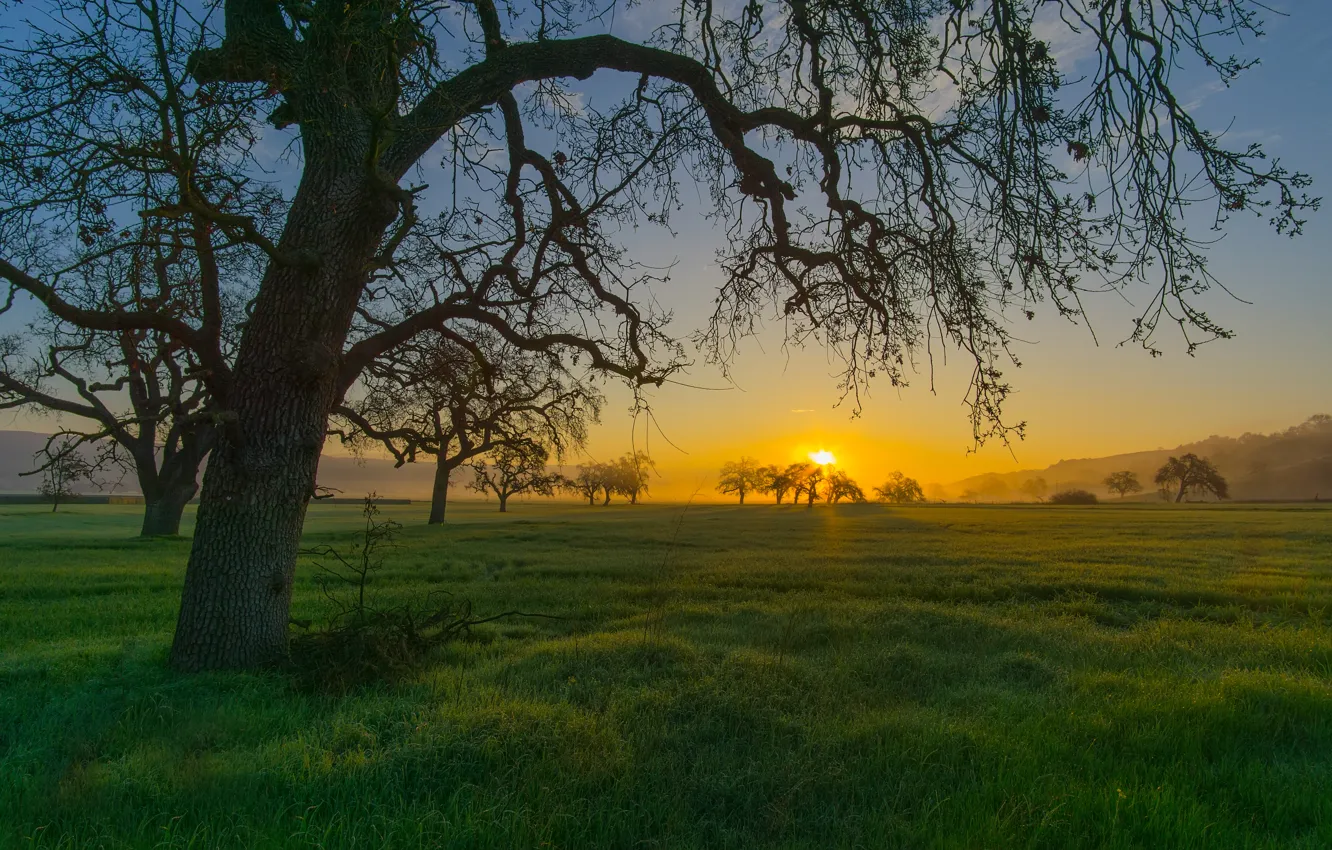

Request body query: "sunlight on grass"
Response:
[1, 502, 1330, 848]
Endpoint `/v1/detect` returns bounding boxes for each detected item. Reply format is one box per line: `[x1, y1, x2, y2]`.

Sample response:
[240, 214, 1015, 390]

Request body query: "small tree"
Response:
[826, 470, 866, 503]
[28, 438, 94, 512]
[1019, 477, 1049, 502]
[565, 463, 609, 506]
[1104, 471, 1143, 499]
[613, 452, 656, 505]
[795, 466, 826, 505]
[469, 444, 561, 513]
[1154, 454, 1230, 503]
[766, 464, 807, 504]
[717, 456, 768, 505]
[874, 471, 926, 504]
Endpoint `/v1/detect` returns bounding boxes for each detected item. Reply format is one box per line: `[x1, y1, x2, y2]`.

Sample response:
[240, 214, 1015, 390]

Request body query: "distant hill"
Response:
[0, 430, 449, 499]
[0, 431, 54, 492]
[943, 415, 1332, 502]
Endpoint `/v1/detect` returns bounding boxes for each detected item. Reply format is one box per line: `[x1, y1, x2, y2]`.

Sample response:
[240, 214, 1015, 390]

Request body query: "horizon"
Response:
[4, 411, 1326, 502]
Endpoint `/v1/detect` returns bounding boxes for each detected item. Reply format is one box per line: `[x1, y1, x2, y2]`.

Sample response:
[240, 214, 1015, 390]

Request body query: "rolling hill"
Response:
[941, 415, 1332, 501]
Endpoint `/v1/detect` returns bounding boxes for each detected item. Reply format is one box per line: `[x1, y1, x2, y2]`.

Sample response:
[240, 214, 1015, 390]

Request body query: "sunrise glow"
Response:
[810, 450, 836, 466]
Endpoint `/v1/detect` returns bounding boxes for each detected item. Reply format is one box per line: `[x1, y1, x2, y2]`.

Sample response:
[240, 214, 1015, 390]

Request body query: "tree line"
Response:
[716, 457, 927, 505]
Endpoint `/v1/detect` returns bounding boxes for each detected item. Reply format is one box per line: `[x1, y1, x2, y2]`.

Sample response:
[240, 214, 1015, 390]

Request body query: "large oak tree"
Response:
[0, 0, 1315, 670]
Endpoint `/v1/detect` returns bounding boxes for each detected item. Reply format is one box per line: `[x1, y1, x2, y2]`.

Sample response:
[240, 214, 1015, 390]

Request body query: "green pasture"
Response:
[1, 501, 1330, 848]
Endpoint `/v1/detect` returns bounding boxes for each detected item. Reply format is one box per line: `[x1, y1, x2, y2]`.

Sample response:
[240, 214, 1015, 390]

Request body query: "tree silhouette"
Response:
[1155, 454, 1229, 503]
[717, 457, 768, 504]
[565, 463, 609, 506]
[766, 464, 808, 505]
[613, 452, 656, 505]
[28, 437, 94, 513]
[332, 329, 598, 524]
[469, 443, 561, 513]
[1104, 471, 1143, 499]
[874, 472, 926, 504]
[825, 470, 866, 503]
[795, 466, 826, 505]
[1, 0, 1313, 668]
[1019, 477, 1049, 502]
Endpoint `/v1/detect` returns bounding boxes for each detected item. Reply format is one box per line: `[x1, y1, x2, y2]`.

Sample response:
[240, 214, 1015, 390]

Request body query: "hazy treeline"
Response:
[943, 415, 1332, 502]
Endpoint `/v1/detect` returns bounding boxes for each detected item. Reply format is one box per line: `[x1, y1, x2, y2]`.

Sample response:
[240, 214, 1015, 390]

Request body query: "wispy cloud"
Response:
[790, 408, 814, 413]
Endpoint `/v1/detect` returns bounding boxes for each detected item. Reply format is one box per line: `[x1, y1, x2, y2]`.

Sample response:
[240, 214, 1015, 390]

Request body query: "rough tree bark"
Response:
[139, 477, 199, 537]
[428, 457, 453, 525]
[135, 441, 209, 537]
[169, 160, 397, 670]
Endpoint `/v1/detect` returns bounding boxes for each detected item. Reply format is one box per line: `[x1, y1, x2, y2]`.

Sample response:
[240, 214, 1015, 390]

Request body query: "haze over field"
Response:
[6, 415, 1328, 502]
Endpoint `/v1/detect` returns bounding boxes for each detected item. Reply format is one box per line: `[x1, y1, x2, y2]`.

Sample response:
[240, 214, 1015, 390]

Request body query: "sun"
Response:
[809, 450, 836, 466]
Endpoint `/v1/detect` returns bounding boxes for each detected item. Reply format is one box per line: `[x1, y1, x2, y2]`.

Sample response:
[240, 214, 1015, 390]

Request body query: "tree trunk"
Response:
[138, 444, 206, 537]
[140, 484, 196, 537]
[498, 492, 508, 513]
[601, 488, 611, 506]
[739, 491, 745, 505]
[1175, 483, 1186, 503]
[169, 156, 397, 671]
[428, 457, 451, 525]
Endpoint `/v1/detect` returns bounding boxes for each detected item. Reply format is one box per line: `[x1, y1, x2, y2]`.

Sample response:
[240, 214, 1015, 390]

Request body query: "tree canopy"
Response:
[874, 472, 926, 504]
[1155, 454, 1229, 503]
[717, 457, 769, 504]
[1104, 471, 1143, 499]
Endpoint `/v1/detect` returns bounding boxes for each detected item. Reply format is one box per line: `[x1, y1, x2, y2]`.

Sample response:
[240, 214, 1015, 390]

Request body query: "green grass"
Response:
[2, 500, 1331, 848]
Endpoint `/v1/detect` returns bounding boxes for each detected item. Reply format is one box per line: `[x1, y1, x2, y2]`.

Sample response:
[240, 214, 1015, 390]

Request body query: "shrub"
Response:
[1049, 489, 1098, 505]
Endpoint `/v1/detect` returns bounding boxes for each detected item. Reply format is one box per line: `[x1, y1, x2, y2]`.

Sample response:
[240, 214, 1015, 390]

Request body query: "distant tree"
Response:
[795, 466, 826, 505]
[1049, 489, 1098, 505]
[717, 456, 768, 504]
[1019, 477, 1049, 502]
[28, 437, 95, 512]
[469, 444, 562, 513]
[754, 465, 783, 503]
[1154, 454, 1230, 502]
[565, 463, 609, 506]
[874, 471, 926, 504]
[333, 330, 599, 524]
[613, 452, 656, 505]
[973, 474, 1011, 502]
[1104, 471, 1143, 499]
[825, 470, 866, 504]
[769, 463, 810, 505]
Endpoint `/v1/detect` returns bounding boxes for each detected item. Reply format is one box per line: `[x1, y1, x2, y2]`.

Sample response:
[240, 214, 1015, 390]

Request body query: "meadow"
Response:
[1, 500, 1330, 849]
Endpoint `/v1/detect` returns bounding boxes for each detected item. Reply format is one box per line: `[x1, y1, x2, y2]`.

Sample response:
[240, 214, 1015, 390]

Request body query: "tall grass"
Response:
[1, 501, 1329, 848]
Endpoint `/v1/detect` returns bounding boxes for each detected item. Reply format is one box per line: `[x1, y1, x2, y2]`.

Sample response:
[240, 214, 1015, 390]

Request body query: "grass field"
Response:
[1, 500, 1331, 848]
